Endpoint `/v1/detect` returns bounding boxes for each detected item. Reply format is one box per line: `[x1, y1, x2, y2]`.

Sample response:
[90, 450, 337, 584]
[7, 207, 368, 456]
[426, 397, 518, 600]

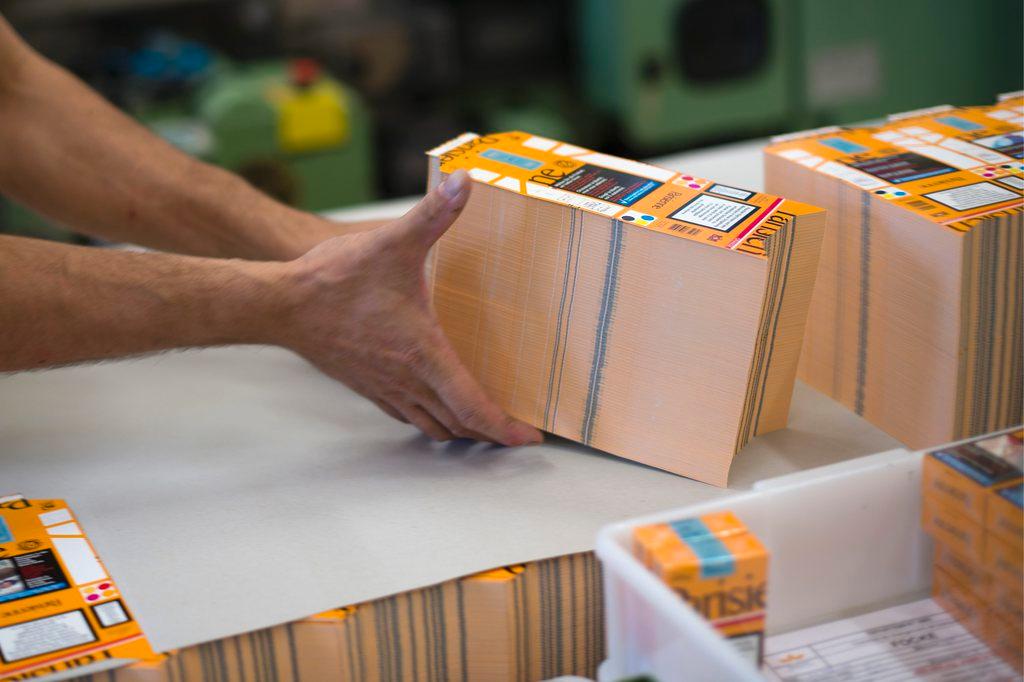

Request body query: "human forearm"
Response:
[1, 172, 542, 446]
[0, 236, 288, 370]
[0, 16, 364, 260]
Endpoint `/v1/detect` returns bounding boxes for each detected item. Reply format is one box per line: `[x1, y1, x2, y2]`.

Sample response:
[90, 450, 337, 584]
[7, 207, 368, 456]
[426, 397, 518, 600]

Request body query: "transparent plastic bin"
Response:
[595, 448, 931, 681]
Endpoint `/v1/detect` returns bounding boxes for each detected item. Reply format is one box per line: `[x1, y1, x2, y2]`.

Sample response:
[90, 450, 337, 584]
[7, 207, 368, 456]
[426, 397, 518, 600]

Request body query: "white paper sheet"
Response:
[0, 345, 898, 652]
[764, 599, 1014, 681]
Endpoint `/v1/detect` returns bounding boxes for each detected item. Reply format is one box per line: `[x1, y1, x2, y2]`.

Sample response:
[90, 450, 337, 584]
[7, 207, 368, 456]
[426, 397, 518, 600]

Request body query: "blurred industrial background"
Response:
[2, 0, 1022, 242]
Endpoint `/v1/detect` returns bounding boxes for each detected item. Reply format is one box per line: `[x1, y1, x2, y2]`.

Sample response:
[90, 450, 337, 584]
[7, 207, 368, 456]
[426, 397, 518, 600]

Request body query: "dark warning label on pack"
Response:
[552, 164, 660, 206]
[848, 152, 955, 184]
[0, 550, 69, 604]
[973, 132, 1024, 159]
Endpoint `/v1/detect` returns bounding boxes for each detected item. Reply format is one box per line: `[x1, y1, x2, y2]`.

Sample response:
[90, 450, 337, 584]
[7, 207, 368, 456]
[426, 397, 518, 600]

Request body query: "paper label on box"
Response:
[998, 175, 1024, 190]
[816, 161, 887, 190]
[939, 137, 1013, 164]
[766, 96, 1024, 229]
[0, 496, 155, 679]
[430, 131, 822, 259]
[727, 632, 763, 668]
[764, 599, 1016, 682]
[972, 132, 1024, 159]
[706, 184, 755, 201]
[551, 164, 659, 206]
[669, 195, 758, 232]
[924, 182, 1021, 212]
[848, 152, 955, 184]
[0, 611, 96, 663]
[524, 182, 621, 217]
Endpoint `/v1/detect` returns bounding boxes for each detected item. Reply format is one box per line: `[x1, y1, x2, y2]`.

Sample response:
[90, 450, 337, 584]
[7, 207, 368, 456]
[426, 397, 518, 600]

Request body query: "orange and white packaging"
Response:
[986, 482, 1023, 550]
[985, 533, 1024, 592]
[985, 610, 1024, 674]
[931, 566, 986, 639]
[932, 541, 991, 598]
[921, 435, 1023, 526]
[634, 511, 767, 667]
[0, 495, 155, 681]
[989, 579, 1023, 627]
[921, 496, 986, 564]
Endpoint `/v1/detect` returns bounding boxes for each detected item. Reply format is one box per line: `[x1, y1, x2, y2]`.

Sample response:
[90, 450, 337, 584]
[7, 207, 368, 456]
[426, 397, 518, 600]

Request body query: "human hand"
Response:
[271, 214, 389, 261]
[275, 170, 543, 446]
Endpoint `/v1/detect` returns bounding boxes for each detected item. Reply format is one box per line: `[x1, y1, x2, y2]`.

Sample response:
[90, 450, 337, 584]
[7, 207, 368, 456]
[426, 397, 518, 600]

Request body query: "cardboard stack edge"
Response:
[427, 132, 826, 486]
[70, 553, 603, 682]
[765, 94, 1024, 450]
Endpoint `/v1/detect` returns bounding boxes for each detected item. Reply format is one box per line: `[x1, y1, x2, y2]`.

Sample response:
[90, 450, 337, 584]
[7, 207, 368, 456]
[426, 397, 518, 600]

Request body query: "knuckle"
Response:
[455, 405, 486, 428]
[394, 344, 427, 372]
[378, 374, 406, 395]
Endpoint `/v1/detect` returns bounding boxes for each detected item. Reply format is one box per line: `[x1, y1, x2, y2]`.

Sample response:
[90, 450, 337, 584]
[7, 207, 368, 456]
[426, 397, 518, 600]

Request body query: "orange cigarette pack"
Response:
[0, 495, 156, 681]
[987, 482, 1023, 550]
[633, 512, 767, 668]
[921, 435, 1023, 525]
[921, 495, 986, 563]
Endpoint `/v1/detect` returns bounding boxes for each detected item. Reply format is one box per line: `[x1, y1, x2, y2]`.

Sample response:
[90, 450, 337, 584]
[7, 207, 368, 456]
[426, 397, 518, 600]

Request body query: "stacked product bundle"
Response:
[765, 94, 1024, 450]
[427, 132, 826, 485]
[632, 511, 769, 668]
[79, 553, 604, 682]
[921, 429, 1024, 672]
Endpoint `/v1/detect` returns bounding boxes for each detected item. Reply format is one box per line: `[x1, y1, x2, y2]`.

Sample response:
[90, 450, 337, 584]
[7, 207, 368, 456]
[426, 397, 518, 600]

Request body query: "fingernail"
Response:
[440, 169, 469, 201]
[508, 423, 543, 447]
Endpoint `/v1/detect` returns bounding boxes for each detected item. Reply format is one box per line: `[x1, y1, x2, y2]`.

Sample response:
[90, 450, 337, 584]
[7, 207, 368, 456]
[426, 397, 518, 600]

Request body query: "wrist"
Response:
[216, 258, 302, 347]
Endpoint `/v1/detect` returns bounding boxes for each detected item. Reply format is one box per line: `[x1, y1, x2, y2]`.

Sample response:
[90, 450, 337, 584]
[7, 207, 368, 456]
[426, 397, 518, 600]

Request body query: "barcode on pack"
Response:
[668, 223, 702, 237]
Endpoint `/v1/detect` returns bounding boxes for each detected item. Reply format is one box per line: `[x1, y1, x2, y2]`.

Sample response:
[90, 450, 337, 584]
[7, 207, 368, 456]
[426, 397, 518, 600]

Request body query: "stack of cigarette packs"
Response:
[427, 132, 826, 485]
[93, 553, 604, 682]
[921, 429, 1024, 672]
[766, 94, 1023, 450]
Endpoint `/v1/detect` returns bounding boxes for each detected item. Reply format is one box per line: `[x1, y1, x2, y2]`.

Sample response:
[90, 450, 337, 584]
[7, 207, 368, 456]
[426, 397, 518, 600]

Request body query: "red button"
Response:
[289, 58, 320, 87]
[87, 594, 99, 601]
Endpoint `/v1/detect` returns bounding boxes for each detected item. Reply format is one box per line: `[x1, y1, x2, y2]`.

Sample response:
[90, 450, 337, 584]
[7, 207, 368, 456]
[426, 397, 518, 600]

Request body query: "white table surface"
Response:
[0, 139, 900, 652]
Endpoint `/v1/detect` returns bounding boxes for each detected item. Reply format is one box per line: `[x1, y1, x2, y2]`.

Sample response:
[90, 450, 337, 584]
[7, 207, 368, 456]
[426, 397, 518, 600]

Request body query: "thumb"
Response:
[389, 169, 472, 250]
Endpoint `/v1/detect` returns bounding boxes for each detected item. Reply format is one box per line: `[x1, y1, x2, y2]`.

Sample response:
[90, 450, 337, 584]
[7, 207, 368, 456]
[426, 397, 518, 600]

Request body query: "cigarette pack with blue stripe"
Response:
[633, 511, 768, 667]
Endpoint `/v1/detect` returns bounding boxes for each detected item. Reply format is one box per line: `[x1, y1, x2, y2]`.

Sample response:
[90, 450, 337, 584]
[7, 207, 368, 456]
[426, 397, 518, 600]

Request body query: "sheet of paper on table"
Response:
[0, 346, 900, 653]
[0, 136, 891, 655]
[763, 598, 1014, 681]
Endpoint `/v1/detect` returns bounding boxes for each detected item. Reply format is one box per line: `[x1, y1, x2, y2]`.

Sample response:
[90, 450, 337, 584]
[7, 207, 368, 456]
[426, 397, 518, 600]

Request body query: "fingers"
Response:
[387, 169, 471, 251]
[370, 388, 463, 443]
[422, 343, 543, 447]
[371, 397, 408, 424]
[406, 386, 492, 442]
[393, 401, 456, 442]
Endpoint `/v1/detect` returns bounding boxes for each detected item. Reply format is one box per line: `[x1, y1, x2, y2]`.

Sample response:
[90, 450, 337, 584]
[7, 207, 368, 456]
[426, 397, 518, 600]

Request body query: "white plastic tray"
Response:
[596, 447, 930, 681]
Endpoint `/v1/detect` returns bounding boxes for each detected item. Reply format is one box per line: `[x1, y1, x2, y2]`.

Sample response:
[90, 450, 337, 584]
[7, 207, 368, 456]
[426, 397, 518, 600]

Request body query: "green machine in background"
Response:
[2, 56, 374, 241]
[579, 0, 1024, 152]
[580, 0, 795, 151]
[794, 0, 1022, 126]
[146, 57, 374, 212]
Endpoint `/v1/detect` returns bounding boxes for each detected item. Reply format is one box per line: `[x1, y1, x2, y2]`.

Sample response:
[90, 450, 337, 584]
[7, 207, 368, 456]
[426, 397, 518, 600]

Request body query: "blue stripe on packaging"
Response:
[669, 518, 736, 579]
